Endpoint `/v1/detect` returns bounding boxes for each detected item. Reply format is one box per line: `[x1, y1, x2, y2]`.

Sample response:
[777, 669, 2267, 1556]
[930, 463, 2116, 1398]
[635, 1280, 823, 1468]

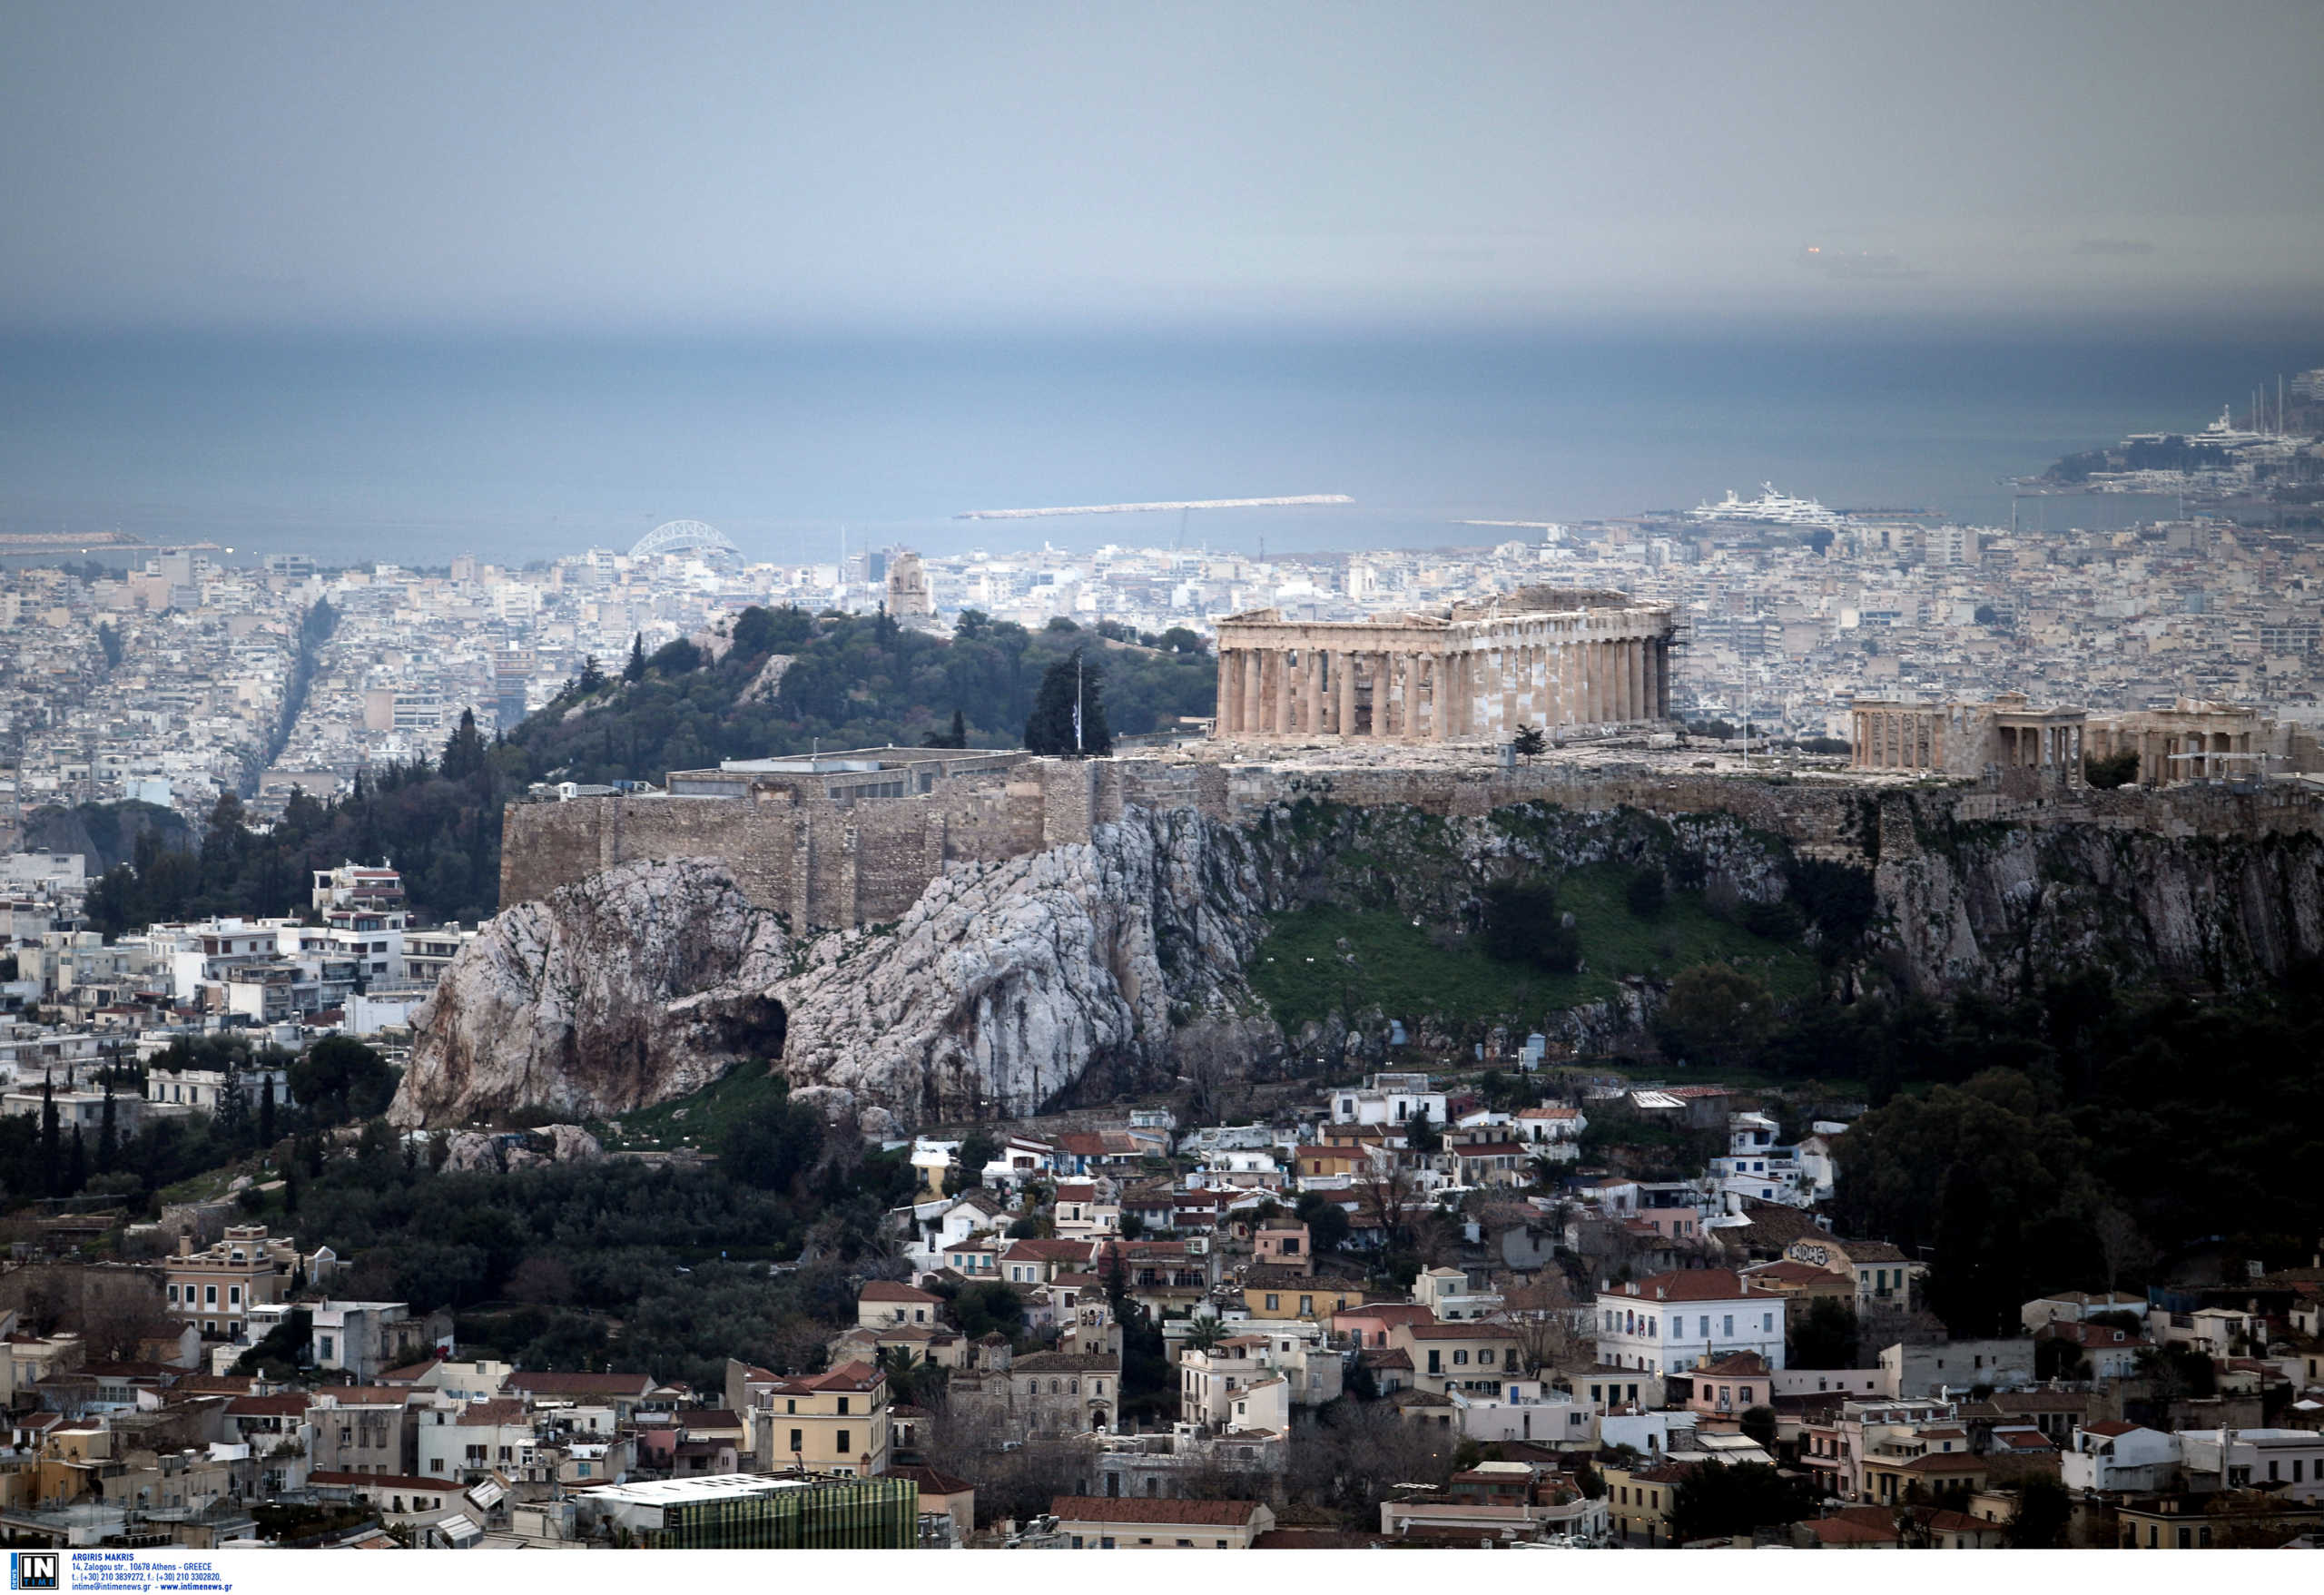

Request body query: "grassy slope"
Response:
[595, 1062, 789, 1153]
[1249, 861, 1817, 1033]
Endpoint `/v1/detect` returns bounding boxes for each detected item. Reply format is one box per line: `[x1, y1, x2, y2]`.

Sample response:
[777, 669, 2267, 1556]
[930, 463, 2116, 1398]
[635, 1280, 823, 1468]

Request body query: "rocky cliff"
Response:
[389, 857, 792, 1127]
[398, 789, 2324, 1131]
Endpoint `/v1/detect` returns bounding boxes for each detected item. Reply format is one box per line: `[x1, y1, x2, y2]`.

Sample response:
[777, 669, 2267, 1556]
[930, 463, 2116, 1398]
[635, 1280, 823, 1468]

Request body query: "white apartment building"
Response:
[2062, 1423, 2181, 1494]
[1327, 1072, 1445, 1127]
[1593, 1268, 1786, 1374]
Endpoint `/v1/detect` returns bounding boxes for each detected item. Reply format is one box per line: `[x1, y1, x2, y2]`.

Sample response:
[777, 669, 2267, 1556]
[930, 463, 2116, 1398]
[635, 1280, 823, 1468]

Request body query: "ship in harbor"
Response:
[1688, 482, 1855, 528]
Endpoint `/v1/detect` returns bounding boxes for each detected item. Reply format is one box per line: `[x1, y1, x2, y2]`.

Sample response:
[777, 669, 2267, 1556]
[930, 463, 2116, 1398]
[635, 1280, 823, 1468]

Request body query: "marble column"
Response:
[1335, 650, 1355, 736]
[1303, 648, 1323, 736]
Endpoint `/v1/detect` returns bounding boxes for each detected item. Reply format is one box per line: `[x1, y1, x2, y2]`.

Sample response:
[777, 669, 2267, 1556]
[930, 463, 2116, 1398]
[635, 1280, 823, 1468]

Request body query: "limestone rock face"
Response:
[440, 1124, 607, 1173]
[390, 857, 791, 1127]
[777, 806, 1266, 1124]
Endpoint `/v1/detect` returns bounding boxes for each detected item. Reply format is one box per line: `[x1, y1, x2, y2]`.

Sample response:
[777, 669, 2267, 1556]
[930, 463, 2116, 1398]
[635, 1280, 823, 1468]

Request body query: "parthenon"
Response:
[1210, 586, 1679, 743]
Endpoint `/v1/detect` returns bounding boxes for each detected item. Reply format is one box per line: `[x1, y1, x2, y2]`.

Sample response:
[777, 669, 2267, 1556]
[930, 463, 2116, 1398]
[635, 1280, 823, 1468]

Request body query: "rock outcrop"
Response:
[389, 857, 791, 1127]
[779, 805, 1265, 1123]
[440, 1124, 606, 1174]
[401, 789, 2324, 1134]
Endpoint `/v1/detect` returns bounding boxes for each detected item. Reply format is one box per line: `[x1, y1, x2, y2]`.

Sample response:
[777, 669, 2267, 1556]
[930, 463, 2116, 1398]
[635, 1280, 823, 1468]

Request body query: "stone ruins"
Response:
[1210, 586, 1679, 741]
[1850, 693, 2316, 793]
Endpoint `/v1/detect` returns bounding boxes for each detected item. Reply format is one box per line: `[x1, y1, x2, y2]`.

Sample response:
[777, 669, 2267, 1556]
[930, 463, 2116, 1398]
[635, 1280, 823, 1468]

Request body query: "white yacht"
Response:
[1688, 483, 1855, 528]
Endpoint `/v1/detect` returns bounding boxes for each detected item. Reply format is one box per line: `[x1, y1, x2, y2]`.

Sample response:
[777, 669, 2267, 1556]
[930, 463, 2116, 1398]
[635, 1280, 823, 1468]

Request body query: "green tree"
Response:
[439, 708, 487, 783]
[1511, 724, 1547, 763]
[289, 1039, 396, 1127]
[1788, 1296, 1860, 1370]
[1480, 880, 1581, 972]
[2084, 748, 2141, 789]
[1668, 1461, 1815, 1543]
[624, 632, 646, 684]
[576, 655, 607, 694]
[257, 1078, 275, 1147]
[717, 1089, 825, 1193]
[39, 1075, 58, 1197]
[1653, 962, 1775, 1066]
[1023, 651, 1112, 755]
[2007, 1476, 2073, 1548]
[1625, 867, 1667, 919]
[946, 1132, 1000, 1196]
[1739, 1404, 1777, 1451]
[97, 1077, 118, 1175]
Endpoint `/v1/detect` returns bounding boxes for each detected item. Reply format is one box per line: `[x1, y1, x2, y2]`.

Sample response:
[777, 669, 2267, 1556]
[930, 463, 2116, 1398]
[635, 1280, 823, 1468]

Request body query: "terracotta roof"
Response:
[1612, 1268, 1749, 1303]
[1002, 1238, 1098, 1263]
[1361, 1348, 1414, 1370]
[1050, 1496, 1264, 1526]
[2082, 1420, 2146, 1437]
[1691, 1352, 1772, 1379]
[456, 1398, 528, 1426]
[1807, 1514, 1901, 1545]
[1899, 1452, 1990, 1474]
[504, 1371, 653, 1395]
[889, 1463, 974, 1496]
[378, 1358, 445, 1383]
[1402, 1321, 1519, 1341]
[225, 1394, 311, 1417]
[859, 1280, 943, 1303]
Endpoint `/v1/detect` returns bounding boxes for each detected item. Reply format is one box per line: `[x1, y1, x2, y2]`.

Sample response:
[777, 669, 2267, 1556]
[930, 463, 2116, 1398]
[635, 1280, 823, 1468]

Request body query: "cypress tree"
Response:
[624, 632, 646, 684]
[64, 1125, 86, 1196]
[1023, 651, 1112, 756]
[97, 1076, 117, 1175]
[39, 1074, 58, 1197]
[259, 1078, 277, 1149]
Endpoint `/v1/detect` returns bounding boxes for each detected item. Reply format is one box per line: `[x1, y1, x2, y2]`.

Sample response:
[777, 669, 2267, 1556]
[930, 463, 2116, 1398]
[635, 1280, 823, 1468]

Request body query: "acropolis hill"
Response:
[502, 584, 2324, 935]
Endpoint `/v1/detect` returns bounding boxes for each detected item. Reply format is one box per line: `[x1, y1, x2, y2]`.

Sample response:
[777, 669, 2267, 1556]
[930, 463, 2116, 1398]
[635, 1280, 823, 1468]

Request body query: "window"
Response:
[205, 1285, 219, 1305]
[229, 1285, 241, 1305]
[1265, 1295, 1279, 1311]
[1762, 1314, 1774, 1333]
[836, 1396, 850, 1416]
[319, 1335, 334, 1360]
[1299, 1295, 1314, 1315]
[1699, 1314, 1709, 1336]
[1175, 1539, 1191, 1548]
[1454, 1350, 1470, 1365]
[1099, 1537, 1116, 1550]
[1721, 1314, 1732, 1336]
[835, 1430, 851, 1453]
[788, 1428, 802, 1452]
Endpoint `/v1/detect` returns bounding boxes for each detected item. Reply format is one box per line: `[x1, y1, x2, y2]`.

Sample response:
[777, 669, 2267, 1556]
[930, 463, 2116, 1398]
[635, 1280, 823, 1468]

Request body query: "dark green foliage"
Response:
[947, 1132, 999, 1195]
[1023, 650, 1112, 755]
[2084, 748, 2142, 789]
[646, 636, 703, 676]
[1624, 868, 1666, 920]
[1668, 1461, 1816, 1543]
[233, 1306, 312, 1379]
[923, 708, 970, 749]
[289, 1039, 398, 1127]
[1738, 897, 1806, 940]
[1295, 1190, 1351, 1254]
[1480, 880, 1581, 973]
[2007, 1477, 2072, 1548]
[1511, 724, 1547, 761]
[1786, 858, 1877, 948]
[714, 1086, 825, 1192]
[1788, 1296, 1860, 1370]
[1739, 1405, 1777, 1451]
[624, 633, 646, 683]
[96, 622, 124, 668]
[1652, 962, 1775, 1066]
[943, 1280, 1026, 1342]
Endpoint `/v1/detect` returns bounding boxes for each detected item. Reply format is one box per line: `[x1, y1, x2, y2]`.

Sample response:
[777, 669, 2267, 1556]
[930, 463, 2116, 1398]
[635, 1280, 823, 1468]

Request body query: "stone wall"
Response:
[502, 753, 2324, 930]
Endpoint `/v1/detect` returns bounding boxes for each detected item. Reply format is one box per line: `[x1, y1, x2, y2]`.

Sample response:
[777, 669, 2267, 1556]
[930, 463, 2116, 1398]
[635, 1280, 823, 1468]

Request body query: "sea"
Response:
[1, 323, 2315, 568]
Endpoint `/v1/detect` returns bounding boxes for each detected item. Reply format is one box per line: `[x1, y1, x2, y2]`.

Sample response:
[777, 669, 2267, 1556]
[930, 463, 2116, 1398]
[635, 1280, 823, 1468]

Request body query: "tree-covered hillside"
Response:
[68, 606, 1215, 930]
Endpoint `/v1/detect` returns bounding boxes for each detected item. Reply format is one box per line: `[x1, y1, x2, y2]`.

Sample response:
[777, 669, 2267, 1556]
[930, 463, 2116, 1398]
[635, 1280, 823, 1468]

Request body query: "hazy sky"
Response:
[5, 1, 2321, 333]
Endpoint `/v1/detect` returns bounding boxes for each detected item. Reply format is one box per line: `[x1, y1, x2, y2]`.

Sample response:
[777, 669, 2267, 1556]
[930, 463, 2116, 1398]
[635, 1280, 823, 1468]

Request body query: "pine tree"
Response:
[576, 654, 607, 694]
[1023, 651, 1112, 756]
[624, 632, 646, 684]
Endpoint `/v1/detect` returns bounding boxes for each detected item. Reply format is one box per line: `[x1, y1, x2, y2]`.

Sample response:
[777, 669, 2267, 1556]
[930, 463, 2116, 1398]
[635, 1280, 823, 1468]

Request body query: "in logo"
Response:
[10, 1552, 58, 1591]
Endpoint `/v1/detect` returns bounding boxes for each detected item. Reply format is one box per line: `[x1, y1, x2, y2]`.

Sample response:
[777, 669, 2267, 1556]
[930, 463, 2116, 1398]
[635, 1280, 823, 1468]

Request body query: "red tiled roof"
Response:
[1050, 1496, 1264, 1527]
[1614, 1268, 1749, 1303]
[504, 1371, 653, 1395]
[226, 1394, 311, 1417]
[889, 1464, 974, 1496]
[859, 1281, 942, 1303]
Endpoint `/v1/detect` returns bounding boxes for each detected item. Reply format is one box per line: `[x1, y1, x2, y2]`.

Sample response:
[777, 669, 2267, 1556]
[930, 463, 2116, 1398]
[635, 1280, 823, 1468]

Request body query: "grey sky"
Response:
[5, 0, 2320, 331]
